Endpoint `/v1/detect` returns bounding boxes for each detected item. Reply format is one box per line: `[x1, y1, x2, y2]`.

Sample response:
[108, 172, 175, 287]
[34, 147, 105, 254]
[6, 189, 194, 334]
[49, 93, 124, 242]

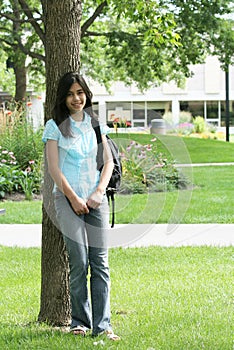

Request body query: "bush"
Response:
[0, 148, 43, 200]
[1, 101, 43, 169]
[0, 102, 43, 200]
[119, 140, 190, 194]
[193, 116, 207, 133]
[179, 111, 192, 124]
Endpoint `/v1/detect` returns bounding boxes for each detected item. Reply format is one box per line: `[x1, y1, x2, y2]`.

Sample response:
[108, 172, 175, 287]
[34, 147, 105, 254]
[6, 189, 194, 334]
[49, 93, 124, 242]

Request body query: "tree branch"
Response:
[83, 30, 141, 41]
[81, 1, 108, 38]
[17, 0, 45, 45]
[17, 38, 45, 61]
[82, 30, 110, 38]
[0, 12, 43, 24]
[1, 38, 14, 47]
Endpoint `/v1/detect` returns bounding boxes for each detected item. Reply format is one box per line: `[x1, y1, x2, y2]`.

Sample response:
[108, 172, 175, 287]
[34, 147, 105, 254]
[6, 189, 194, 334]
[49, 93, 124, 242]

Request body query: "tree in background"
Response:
[0, 0, 44, 101]
[0, 0, 233, 96]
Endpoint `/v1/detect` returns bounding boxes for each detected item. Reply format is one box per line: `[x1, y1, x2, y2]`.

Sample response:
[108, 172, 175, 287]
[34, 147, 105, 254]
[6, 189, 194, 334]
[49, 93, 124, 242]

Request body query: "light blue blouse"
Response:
[42, 113, 109, 200]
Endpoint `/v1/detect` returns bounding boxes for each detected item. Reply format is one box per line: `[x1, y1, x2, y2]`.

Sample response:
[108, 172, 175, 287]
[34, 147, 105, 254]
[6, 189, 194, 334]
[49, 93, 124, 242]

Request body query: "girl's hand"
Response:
[86, 189, 104, 209]
[69, 195, 89, 215]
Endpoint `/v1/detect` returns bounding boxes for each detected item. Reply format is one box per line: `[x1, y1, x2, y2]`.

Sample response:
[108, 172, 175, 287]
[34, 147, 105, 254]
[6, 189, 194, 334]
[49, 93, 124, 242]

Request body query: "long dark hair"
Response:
[52, 72, 95, 137]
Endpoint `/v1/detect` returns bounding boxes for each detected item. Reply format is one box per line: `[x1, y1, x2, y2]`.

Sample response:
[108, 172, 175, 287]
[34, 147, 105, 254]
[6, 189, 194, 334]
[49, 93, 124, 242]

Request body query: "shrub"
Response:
[0, 101, 43, 169]
[162, 111, 174, 126]
[120, 139, 190, 194]
[0, 147, 42, 200]
[176, 122, 194, 135]
[193, 116, 207, 133]
[0, 101, 43, 200]
[179, 111, 192, 124]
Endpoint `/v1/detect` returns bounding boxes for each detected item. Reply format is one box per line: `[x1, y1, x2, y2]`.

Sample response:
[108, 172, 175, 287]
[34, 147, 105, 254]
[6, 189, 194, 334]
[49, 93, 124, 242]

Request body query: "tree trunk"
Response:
[14, 57, 27, 102]
[12, 1, 27, 102]
[38, 0, 82, 326]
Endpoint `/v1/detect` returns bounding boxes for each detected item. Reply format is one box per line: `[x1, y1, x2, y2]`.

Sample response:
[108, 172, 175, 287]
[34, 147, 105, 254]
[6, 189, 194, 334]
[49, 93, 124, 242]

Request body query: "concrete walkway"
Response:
[0, 223, 233, 248]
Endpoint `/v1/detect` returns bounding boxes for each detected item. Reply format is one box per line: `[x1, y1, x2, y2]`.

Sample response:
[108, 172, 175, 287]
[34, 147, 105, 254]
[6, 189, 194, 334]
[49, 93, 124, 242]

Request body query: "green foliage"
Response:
[0, 102, 43, 199]
[0, 149, 42, 200]
[0, 49, 15, 95]
[0, 0, 45, 94]
[210, 18, 234, 70]
[1, 101, 43, 168]
[179, 111, 193, 124]
[193, 116, 207, 133]
[0, 163, 19, 197]
[82, 0, 234, 87]
[1, 1, 233, 91]
[120, 139, 189, 194]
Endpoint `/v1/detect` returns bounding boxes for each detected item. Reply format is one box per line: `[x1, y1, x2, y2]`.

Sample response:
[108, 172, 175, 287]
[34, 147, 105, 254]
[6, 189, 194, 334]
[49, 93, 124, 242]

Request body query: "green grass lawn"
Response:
[0, 246, 233, 350]
[1, 165, 233, 224]
[111, 133, 234, 164]
[115, 165, 234, 224]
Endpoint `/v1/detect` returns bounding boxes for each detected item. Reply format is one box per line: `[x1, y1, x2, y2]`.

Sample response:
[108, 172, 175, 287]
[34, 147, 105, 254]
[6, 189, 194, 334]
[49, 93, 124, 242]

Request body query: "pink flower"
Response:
[126, 145, 132, 152]
[2, 150, 8, 154]
[29, 160, 35, 164]
[151, 137, 157, 142]
[1, 159, 6, 163]
[26, 167, 31, 173]
[138, 153, 146, 159]
[145, 144, 152, 151]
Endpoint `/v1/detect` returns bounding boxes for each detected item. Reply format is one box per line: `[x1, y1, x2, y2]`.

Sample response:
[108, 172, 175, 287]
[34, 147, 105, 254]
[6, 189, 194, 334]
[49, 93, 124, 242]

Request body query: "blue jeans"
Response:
[54, 191, 112, 335]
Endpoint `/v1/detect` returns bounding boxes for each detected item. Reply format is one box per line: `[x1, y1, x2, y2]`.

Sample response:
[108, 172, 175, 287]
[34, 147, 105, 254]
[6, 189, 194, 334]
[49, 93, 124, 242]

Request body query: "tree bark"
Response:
[12, 0, 27, 102]
[38, 0, 82, 326]
[14, 58, 27, 102]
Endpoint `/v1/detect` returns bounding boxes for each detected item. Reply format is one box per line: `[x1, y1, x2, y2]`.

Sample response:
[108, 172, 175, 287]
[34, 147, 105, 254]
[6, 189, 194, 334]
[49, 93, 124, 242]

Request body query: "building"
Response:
[1, 55, 233, 133]
[89, 56, 234, 132]
[0, 91, 44, 130]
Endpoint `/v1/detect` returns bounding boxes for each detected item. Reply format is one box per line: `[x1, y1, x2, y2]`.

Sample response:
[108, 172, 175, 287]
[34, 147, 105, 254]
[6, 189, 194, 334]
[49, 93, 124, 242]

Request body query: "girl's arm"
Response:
[87, 134, 114, 209]
[46, 140, 89, 215]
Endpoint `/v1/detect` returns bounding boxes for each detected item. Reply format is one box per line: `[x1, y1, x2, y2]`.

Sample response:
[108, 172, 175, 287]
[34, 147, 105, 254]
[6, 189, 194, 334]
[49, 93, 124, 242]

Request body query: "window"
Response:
[221, 101, 234, 127]
[133, 102, 145, 120]
[106, 102, 131, 127]
[92, 102, 99, 116]
[180, 101, 204, 117]
[146, 101, 171, 126]
[206, 101, 218, 119]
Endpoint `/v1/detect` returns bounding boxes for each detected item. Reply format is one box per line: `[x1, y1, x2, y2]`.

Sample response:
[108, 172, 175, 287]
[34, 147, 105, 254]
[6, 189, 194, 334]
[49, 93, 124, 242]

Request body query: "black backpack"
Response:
[92, 118, 122, 228]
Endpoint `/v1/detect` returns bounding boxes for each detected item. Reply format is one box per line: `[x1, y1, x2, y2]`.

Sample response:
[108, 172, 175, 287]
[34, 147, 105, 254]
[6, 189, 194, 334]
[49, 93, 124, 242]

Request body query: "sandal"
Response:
[102, 330, 121, 341]
[70, 325, 86, 337]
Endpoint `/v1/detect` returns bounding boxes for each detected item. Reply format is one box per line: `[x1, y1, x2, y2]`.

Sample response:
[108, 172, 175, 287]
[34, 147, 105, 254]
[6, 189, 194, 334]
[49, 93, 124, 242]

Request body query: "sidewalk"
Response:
[0, 224, 233, 248]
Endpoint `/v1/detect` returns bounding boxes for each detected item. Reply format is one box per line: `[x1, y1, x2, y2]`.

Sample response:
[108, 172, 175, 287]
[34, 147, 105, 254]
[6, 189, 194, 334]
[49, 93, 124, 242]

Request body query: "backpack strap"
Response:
[106, 190, 115, 228]
[91, 118, 103, 171]
[91, 118, 116, 228]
